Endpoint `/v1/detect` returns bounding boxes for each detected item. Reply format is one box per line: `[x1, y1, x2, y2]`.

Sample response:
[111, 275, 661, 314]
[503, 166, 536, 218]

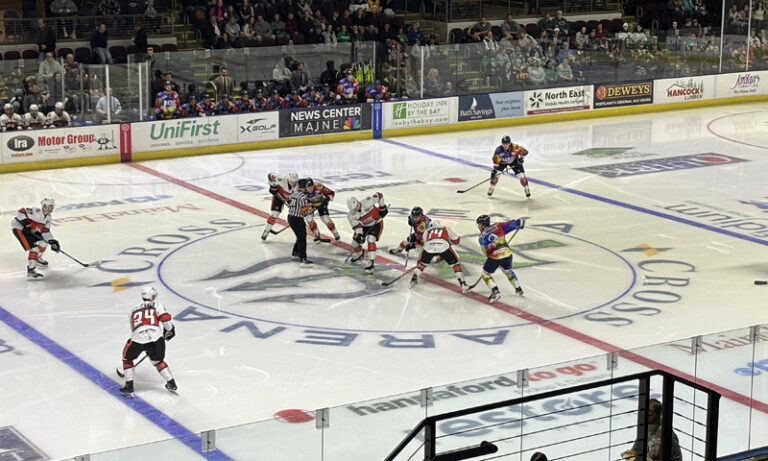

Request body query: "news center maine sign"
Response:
[278, 104, 372, 137]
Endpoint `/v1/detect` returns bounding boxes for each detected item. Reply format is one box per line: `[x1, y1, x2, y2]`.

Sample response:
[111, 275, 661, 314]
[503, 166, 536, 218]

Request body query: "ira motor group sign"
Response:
[2, 125, 120, 163]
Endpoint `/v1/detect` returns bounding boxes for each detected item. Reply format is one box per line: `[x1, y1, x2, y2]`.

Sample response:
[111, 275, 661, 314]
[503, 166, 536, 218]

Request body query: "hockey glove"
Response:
[164, 326, 176, 341]
[269, 186, 279, 196]
[518, 218, 526, 229]
[378, 206, 389, 218]
[353, 233, 365, 244]
[48, 239, 60, 252]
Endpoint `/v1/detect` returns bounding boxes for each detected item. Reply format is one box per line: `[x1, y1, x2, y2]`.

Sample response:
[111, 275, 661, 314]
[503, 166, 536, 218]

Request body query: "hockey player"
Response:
[303, 177, 341, 241]
[476, 214, 526, 303]
[347, 192, 388, 273]
[11, 198, 60, 280]
[46, 102, 71, 128]
[409, 219, 468, 292]
[237, 90, 257, 112]
[155, 81, 181, 119]
[262, 171, 299, 240]
[180, 95, 204, 118]
[488, 135, 530, 198]
[119, 286, 177, 397]
[389, 206, 431, 255]
[200, 94, 217, 116]
[0, 103, 23, 131]
[216, 94, 239, 115]
[24, 104, 48, 129]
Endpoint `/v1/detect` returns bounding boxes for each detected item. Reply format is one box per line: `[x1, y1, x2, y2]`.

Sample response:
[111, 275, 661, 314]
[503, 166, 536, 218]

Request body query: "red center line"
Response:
[127, 162, 768, 414]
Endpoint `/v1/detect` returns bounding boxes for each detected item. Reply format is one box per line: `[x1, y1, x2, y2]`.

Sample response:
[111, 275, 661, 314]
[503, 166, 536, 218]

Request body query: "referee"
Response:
[288, 178, 313, 266]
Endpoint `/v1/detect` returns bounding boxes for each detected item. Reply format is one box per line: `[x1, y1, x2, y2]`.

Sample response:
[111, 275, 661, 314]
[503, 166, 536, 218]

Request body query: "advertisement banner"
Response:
[457, 92, 524, 121]
[525, 85, 593, 115]
[130, 115, 238, 152]
[236, 112, 279, 142]
[1, 124, 121, 164]
[715, 71, 768, 98]
[279, 104, 372, 138]
[383, 98, 457, 129]
[119, 123, 131, 162]
[593, 81, 653, 108]
[653, 75, 716, 104]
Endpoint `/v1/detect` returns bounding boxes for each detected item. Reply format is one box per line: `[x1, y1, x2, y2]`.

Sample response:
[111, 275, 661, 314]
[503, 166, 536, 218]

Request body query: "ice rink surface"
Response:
[1, 102, 768, 460]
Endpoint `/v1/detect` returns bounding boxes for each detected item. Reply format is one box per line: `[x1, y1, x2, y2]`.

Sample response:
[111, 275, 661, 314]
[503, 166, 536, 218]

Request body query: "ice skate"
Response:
[488, 287, 501, 304]
[409, 274, 419, 289]
[516, 286, 524, 296]
[332, 231, 341, 241]
[165, 379, 178, 393]
[27, 268, 44, 280]
[487, 186, 495, 197]
[119, 381, 134, 398]
[460, 280, 469, 293]
[36, 256, 48, 267]
[524, 186, 531, 198]
[350, 252, 364, 263]
[389, 247, 403, 255]
[261, 230, 269, 240]
[364, 260, 374, 273]
[299, 258, 314, 267]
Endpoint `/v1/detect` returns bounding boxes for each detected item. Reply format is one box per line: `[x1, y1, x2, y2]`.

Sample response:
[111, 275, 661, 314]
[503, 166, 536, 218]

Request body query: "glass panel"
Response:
[107, 63, 144, 122]
[749, 323, 768, 451]
[724, 0, 751, 72]
[216, 412, 320, 461]
[83, 64, 108, 123]
[323, 392, 427, 460]
[87, 434, 198, 460]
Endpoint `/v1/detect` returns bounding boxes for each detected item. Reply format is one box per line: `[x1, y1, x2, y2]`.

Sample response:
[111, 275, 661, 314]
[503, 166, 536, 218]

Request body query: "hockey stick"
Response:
[464, 224, 524, 292]
[456, 177, 489, 194]
[57, 248, 97, 268]
[380, 265, 419, 287]
[269, 225, 290, 235]
[755, 280, 767, 285]
[115, 354, 148, 378]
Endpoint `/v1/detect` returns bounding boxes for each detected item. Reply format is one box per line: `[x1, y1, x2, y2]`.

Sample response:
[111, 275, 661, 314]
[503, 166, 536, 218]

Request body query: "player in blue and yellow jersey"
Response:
[476, 214, 526, 303]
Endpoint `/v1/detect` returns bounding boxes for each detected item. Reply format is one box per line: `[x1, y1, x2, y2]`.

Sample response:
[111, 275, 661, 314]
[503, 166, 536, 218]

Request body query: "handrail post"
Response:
[660, 374, 675, 461]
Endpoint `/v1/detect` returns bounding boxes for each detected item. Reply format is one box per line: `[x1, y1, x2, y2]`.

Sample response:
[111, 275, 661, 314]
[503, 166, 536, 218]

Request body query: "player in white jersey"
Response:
[409, 219, 468, 292]
[119, 287, 177, 397]
[262, 171, 299, 240]
[10, 198, 60, 280]
[46, 102, 71, 127]
[24, 104, 48, 129]
[0, 103, 23, 131]
[347, 192, 388, 273]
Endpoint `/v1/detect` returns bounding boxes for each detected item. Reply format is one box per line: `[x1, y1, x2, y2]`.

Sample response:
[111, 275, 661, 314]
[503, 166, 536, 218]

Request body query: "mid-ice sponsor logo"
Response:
[386, 98, 454, 128]
[740, 197, 768, 212]
[593, 82, 652, 108]
[458, 95, 495, 121]
[53, 203, 200, 224]
[0, 194, 172, 216]
[662, 200, 768, 239]
[279, 104, 371, 137]
[663, 326, 768, 356]
[0, 426, 47, 461]
[575, 153, 746, 178]
[735, 358, 768, 376]
[525, 86, 592, 115]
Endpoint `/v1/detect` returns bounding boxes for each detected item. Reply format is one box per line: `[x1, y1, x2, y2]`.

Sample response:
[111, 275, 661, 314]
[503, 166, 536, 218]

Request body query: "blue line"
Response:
[380, 139, 768, 246]
[0, 304, 235, 461]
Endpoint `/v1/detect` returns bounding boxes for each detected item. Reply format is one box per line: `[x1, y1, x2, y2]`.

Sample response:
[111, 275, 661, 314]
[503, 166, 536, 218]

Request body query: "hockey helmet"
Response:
[287, 172, 299, 185]
[55, 101, 64, 111]
[4, 103, 12, 112]
[410, 206, 423, 219]
[297, 178, 309, 189]
[304, 178, 314, 188]
[476, 214, 491, 229]
[347, 196, 360, 212]
[29, 104, 39, 112]
[501, 135, 511, 145]
[41, 197, 56, 213]
[427, 218, 441, 230]
[267, 172, 277, 183]
[141, 286, 158, 301]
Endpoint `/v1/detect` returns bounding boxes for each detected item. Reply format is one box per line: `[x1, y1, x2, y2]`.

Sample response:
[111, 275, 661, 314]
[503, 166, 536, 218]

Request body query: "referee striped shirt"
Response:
[287, 191, 311, 217]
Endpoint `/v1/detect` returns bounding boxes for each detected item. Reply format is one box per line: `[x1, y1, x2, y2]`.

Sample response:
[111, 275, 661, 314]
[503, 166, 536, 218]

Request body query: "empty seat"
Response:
[449, 27, 465, 43]
[109, 45, 127, 63]
[22, 49, 38, 60]
[525, 23, 538, 36]
[58, 47, 74, 58]
[75, 47, 91, 63]
[4, 50, 20, 60]
[291, 32, 304, 45]
[160, 43, 178, 52]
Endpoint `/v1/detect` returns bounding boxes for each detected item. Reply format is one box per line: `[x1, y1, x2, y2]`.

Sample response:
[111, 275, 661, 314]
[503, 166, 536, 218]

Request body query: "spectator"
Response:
[593, 23, 610, 51]
[339, 9, 354, 29]
[337, 24, 352, 42]
[91, 23, 114, 64]
[575, 25, 589, 48]
[368, 0, 382, 13]
[501, 13, 521, 38]
[38, 52, 62, 86]
[556, 57, 573, 81]
[424, 67, 443, 96]
[243, 16, 257, 41]
[163, 73, 180, 94]
[35, 19, 57, 62]
[95, 87, 123, 123]
[468, 17, 492, 42]
[323, 24, 338, 45]
[132, 23, 149, 55]
[526, 57, 547, 85]
[212, 67, 235, 100]
[63, 53, 87, 112]
[298, 10, 315, 36]
[279, 0, 297, 19]
[538, 11, 556, 36]
[98, 0, 122, 33]
[50, 0, 78, 39]
[209, 0, 227, 27]
[253, 15, 274, 42]
[629, 24, 649, 50]
[271, 13, 289, 41]
[203, 15, 222, 48]
[407, 22, 426, 45]
[363, 24, 379, 41]
[379, 22, 396, 41]
[352, 8, 368, 27]
[364, 80, 388, 100]
[290, 62, 311, 93]
[622, 399, 683, 461]
[145, 0, 161, 31]
[328, 10, 341, 30]
[284, 12, 299, 36]
[306, 24, 324, 44]
[320, 60, 338, 87]
[224, 16, 241, 43]
[239, 0, 255, 24]
[296, 0, 313, 15]
[554, 10, 569, 35]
